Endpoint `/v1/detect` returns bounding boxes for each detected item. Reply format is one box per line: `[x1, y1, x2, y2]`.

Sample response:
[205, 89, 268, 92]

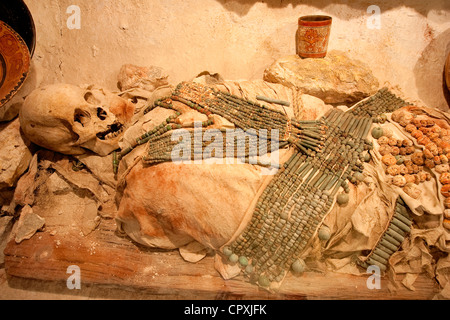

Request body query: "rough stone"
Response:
[117, 64, 169, 92]
[0, 119, 33, 189]
[80, 199, 100, 236]
[0, 216, 14, 266]
[296, 94, 333, 121]
[263, 50, 379, 105]
[15, 205, 45, 244]
[46, 172, 72, 195]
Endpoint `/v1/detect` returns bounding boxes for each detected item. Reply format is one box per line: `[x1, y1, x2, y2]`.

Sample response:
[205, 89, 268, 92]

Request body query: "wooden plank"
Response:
[3, 218, 440, 300]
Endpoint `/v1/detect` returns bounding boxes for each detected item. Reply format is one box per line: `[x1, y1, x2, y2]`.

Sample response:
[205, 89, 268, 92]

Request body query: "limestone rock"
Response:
[0, 119, 33, 189]
[263, 51, 379, 105]
[13, 153, 39, 207]
[296, 94, 333, 121]
[15, 205, 45, 243]
[179, 241, 209, 263]
[46, 172, 72, 194]
[0, 216, 14, 266]
[117, 64, 169, 92]
[80, 199, 100, 236]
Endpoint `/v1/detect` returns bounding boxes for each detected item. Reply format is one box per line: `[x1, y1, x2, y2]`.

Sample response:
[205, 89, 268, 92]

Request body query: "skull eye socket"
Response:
[74, 109, 91, 127]
[84, 91, 101, 105]
[97, 108, 107, 120]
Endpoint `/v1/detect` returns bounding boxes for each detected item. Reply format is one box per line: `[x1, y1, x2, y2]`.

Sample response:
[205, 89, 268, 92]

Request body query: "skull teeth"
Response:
[97, 123, 124, 140]
[105, 127, 124, 140]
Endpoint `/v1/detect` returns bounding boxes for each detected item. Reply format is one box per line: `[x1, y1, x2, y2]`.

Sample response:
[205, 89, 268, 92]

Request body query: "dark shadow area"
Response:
[0, 0, 36, 57]
[414, 28, 450, 111]
[214, 0, 450, 18]
[443, 62, 450, 109]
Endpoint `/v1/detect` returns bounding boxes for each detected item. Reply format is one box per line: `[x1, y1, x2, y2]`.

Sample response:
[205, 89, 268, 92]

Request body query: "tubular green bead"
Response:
[393, 212, 412, 227]
[353, 172, 365, 182]
[388, 223, 406, 237]
[373, 248, 391, 260]
[383, 233, 401, 247]
[380, 239, 398, 252]
[366, 257, 387, 271]
[370, 252, 388, 265]
[386, 228, 405, 243]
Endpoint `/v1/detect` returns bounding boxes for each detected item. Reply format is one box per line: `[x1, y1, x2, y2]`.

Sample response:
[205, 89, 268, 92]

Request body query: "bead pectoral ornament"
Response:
[220, 108, 378, 290]
[115, 82, 411, 290]
[117, 82, 325, 168]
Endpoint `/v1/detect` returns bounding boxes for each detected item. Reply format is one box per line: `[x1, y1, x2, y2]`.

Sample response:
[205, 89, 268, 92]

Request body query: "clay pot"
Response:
[296, 15, 332, 59]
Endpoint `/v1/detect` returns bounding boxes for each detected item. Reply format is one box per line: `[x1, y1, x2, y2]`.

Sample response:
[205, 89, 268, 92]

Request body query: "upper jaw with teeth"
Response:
[97, 122, 125, 140]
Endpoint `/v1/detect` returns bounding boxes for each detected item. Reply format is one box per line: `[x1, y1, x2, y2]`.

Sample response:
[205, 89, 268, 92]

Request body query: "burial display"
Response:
[1, 51, 449, 298]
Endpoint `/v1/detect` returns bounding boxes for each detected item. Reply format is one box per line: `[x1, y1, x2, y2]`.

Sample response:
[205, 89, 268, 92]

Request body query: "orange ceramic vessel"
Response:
[0, 21, 30, 107]
[296, 15, 332, 59]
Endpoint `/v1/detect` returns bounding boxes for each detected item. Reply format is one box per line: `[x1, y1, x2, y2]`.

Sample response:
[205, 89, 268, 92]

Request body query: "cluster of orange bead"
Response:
[394, 111, 450, 229]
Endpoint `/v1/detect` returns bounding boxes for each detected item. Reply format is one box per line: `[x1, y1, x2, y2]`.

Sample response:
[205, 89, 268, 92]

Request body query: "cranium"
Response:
[19, 83, 135, 156]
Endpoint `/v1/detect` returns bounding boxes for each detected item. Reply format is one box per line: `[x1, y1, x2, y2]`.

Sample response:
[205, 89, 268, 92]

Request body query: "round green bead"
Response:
[318, 225, 331, 241]
[229, 253, 239, 264]
[371, 127, 383, 139]
[223, 246, 233, 257]
[258, 275, 270, 288]
[291, 259, 306, 274]
[239, 256, 248, 267]
[245, 265, 254, 274]
[337, 193, 349, 206]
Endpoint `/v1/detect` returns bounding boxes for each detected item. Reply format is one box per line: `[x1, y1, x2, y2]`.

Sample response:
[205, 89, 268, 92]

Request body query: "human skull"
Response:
[19, 83, 135, 156]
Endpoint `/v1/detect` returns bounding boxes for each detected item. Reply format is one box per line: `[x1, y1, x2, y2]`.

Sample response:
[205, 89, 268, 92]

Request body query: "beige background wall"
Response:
[23, 0, 450, 110]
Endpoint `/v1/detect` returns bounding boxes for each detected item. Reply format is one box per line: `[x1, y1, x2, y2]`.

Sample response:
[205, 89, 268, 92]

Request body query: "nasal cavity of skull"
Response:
[74, 109, 91, 127]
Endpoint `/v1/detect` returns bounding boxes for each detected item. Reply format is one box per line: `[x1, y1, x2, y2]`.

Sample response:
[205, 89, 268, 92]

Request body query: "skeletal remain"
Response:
[19, 84, 135, 156]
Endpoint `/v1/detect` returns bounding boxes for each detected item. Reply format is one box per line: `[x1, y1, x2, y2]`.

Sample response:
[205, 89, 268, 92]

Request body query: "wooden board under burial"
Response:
[3, 217, 440, 300]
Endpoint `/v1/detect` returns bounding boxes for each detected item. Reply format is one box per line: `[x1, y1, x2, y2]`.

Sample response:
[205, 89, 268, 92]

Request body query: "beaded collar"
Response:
[113, 82, 408, 289]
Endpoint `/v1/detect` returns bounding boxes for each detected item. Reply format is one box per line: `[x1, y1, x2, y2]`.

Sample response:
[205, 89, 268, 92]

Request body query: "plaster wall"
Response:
[23, 0, 450, 110]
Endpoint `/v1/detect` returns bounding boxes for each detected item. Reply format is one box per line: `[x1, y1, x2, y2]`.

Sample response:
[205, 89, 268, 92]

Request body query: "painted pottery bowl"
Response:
[0, 21, 31, 108]
[0, 0, 36, 57]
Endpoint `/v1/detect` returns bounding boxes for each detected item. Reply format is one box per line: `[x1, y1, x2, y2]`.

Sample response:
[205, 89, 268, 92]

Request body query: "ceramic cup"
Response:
[296, 15, 332, 59]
